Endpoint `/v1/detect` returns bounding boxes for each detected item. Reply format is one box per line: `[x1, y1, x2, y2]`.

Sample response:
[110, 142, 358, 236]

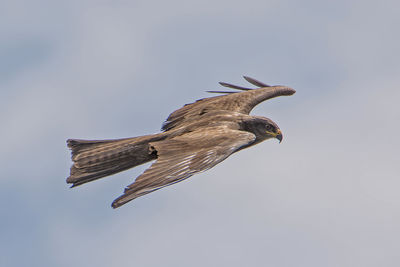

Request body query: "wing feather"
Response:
[243, 76, 271, 87]
[162, 76, 295, 131]
[111, 128, 255, 208]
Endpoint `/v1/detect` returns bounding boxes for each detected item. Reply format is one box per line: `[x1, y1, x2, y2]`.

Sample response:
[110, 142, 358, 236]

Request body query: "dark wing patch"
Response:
[162, 76, 295, 131]
[111, 128, 256, 208]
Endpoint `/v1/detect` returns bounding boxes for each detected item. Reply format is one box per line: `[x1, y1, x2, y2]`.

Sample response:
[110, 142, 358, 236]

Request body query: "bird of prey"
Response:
[66, 76, 295, 208]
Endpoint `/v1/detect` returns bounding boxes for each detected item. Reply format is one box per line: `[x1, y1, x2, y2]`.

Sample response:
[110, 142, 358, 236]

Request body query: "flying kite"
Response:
[66, 76, 295, 208]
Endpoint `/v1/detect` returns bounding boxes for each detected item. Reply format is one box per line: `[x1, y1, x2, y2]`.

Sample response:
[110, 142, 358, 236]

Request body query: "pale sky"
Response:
[1, 1, 400, 266]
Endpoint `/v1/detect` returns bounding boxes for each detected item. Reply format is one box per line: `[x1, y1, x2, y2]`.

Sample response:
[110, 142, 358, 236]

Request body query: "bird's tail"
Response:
[66, 134, 163, 187]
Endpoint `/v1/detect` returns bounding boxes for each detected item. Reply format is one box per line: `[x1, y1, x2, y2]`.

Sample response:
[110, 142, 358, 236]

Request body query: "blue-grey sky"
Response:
[1, 0, 400, 266]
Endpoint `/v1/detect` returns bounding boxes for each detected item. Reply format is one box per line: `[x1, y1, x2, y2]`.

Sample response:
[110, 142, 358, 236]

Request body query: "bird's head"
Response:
[242, 116, 283, 143]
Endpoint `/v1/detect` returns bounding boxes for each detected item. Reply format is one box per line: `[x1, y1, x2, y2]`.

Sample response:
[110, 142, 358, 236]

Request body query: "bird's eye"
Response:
[266, 125, 273, 131]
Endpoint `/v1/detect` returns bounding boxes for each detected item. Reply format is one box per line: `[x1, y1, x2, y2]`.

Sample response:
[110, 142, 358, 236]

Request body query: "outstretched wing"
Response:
[111, 128, 256, 208]
[162, 76, 295, 131]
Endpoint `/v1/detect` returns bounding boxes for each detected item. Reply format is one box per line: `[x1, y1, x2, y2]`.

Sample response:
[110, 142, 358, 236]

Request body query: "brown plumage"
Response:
[66, 76, 295, 208]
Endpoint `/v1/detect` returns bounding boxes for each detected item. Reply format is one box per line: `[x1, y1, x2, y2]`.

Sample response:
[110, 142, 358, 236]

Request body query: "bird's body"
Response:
[66, 76, 295, 208]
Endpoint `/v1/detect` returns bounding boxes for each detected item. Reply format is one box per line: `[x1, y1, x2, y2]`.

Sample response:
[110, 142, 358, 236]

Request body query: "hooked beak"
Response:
[276, 129, 283, 143]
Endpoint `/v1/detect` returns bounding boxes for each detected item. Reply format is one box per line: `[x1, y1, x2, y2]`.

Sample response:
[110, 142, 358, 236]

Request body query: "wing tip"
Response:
[111, 201, 119, 209]
[111, 196, 126, 209]
[206, 90, 236, 94]
[243, 76, 271, 87]
[218, 81, 253, 91]
[284, 87, 296, 95]
[111, 188, 139, 209]
[218, 76, 272, 91]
